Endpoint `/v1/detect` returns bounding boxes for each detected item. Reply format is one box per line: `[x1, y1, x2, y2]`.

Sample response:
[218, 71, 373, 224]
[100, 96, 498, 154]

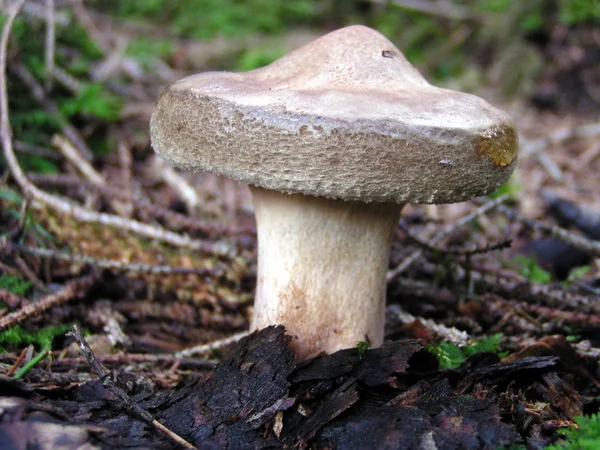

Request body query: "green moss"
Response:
[559, 0, 600, 25]
[0, 275, 32, 296]
[91, 0, 318, 40]
[236, 47, 286, 72]
[489, 179, 523, 201]
[58, 82, 123, 121]
[512, 254, 552, 284]
[547, 414, 600, 449]
[0, 324, 72, 353]
[126, 37, 174, 68]
[428, 333, 506, 369]
[356, 340, 371, 359]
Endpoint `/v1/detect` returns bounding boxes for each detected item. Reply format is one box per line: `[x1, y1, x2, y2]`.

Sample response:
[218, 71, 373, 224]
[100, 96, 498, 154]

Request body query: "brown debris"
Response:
[3, 327, 594, 449]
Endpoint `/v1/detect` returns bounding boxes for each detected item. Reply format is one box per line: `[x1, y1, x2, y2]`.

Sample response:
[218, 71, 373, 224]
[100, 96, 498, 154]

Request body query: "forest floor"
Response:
[0, 1, 599, 449]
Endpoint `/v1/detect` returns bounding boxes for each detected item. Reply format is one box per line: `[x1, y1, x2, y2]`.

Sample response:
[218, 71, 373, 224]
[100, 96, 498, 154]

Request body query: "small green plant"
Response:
[0, 275, 32, 296]
[489, 179, 522, 201]
[13, 350, 50, 380]
[93, 0, 318, 40]
[126, 36, 173, 68]
[547, 413, 600, 449]
[0, 324, 72, 353]
[236, 47, 285, 72]
[559, 0, 600, 25]
[562, 265, 591, 286]
[58, 82, 123, 121]
[356, 340, 370, 359]
[428, 333, 505, 370]
[512, 254, 552, 283]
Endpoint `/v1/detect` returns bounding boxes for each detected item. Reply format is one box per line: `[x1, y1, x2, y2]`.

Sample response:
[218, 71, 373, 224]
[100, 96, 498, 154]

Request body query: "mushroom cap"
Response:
[150, 25, 518, 204]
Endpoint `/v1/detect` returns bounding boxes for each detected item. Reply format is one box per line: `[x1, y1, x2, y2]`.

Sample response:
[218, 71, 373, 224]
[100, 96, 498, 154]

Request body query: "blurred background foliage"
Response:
[1, 0, 599, 176]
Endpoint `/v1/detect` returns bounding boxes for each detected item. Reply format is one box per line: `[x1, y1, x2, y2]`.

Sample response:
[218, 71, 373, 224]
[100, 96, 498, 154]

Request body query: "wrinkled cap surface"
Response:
[150, 25, 518, 204]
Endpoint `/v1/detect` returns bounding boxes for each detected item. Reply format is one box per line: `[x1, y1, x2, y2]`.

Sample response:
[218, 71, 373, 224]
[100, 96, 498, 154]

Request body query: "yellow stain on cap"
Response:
[475, 124, 518, 167]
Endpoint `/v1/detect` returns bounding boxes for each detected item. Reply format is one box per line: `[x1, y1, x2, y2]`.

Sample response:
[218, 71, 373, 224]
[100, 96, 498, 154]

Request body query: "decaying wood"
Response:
[2, 326, 592, 449]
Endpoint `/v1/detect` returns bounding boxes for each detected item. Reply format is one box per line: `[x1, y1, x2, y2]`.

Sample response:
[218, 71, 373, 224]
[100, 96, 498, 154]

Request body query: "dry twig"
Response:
[6, 346, 29, 377]
[175, 330, 250, 358]
[14, 140, 60, 160]
[0, 287, 27, 309]
[476, 200, 600, 256]
[68, 325, 197, 450]
[53, 353, 217, 371]
[0, 272, 97, 333]
[387, 195, 509, 283]
[400, 221, 512, 256]
[421, 261, 600, 315]
[26, 171, 243, 236]
[5, 241, 217, 275]
[514, 302, 600, 327]
[115, 136, 134, 217]
[150, 155, 201, 213]
[44, 0, 55, 91]
[386, 304, 470, 346]
[13, 255, 46, 291]
[51, 134, 105, 185]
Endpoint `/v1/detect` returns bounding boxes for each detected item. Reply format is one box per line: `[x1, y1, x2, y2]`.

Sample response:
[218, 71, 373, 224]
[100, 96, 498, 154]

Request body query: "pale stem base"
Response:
[250, 186, 403, 360]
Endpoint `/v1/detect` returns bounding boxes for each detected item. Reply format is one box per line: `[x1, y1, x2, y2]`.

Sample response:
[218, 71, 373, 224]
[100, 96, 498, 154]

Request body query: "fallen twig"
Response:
[4, 241, 218, 275]
[52, 131, 132, 216]
[114, 135, 134, 217]
[150, 155, 200, 213]
[13, 349, 49, 380]
[6, 346, 29, 377]
[0, 272, 97, 332]
[175, 330, 250, 358]
[422, 261, 600, 315]
[514, 302, 600, 327]
[53, 353, 217, 371]
[478, 201, 600, 256]
[14, 140, 61, 160]
[68, 325, 197, 450]
[26, 171, 247, 236]
[0, 287, 27, 308]
[399, 220, 512, 256]
[70, 0, 111, 53]
[386, 304, 470, 346]
[13, 255, 46, 292]
[51, 133, 104, 186]
[387, 195, 509, 283]
[44, 0, 55, 91]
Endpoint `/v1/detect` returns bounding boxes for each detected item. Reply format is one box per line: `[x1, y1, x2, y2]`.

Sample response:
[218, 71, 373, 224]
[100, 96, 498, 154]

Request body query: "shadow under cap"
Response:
[151, 25, 518, 204]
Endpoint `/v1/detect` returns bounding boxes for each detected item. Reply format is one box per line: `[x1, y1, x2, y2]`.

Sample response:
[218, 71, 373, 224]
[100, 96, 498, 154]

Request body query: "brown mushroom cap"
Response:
[150, 25, 518, 204]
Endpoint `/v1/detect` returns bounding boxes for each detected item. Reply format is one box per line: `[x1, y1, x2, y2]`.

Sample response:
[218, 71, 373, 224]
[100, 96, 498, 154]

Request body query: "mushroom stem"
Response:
[250, 186, 402, 360]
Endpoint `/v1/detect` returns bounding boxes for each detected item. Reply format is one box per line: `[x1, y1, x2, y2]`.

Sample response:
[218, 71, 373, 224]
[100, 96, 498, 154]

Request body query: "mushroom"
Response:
[150, 25, 518, 360]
